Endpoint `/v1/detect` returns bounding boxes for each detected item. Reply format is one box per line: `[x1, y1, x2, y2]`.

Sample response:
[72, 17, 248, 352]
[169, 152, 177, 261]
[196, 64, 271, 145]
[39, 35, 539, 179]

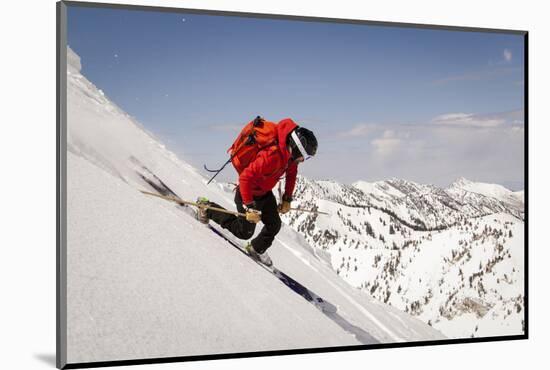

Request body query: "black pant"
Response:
[207, 188, 281, 254]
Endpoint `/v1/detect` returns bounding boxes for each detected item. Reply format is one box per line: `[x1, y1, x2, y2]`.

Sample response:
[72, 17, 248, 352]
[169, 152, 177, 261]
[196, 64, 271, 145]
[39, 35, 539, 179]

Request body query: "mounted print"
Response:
[57, 1, 527, 368]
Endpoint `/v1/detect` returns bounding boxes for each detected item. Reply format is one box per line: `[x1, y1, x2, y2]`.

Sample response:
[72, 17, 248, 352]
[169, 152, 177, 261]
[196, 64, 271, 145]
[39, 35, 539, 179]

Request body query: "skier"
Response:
[197, 118, 318, 266]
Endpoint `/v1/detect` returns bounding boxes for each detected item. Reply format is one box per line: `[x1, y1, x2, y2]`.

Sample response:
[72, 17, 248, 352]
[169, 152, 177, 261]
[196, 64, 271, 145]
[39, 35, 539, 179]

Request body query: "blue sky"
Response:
[67, 5, 525, 190]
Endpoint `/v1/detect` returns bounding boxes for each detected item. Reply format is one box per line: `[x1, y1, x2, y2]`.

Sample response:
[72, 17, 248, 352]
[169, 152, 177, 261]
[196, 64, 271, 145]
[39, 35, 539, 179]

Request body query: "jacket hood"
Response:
[277, 118, 298, 159]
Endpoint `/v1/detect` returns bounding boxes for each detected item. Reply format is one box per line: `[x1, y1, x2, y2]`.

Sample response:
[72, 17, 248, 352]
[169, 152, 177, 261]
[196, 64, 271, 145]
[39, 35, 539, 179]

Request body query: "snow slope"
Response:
[65, 47, 444, 365]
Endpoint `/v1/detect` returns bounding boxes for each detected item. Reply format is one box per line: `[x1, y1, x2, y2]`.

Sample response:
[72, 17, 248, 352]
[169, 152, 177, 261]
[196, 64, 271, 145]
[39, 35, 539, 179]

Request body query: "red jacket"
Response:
[239, 118, 298, 205]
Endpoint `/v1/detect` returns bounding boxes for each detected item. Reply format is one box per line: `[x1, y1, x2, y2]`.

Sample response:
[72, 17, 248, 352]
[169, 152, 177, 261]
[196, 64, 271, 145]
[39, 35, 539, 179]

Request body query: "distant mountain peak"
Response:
[450, 177, 473, 188]
[446, 178, 522, 206]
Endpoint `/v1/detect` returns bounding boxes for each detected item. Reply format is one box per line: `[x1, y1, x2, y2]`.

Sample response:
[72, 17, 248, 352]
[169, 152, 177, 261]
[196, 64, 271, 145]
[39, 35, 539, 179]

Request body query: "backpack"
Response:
[227, 116, 278, 174]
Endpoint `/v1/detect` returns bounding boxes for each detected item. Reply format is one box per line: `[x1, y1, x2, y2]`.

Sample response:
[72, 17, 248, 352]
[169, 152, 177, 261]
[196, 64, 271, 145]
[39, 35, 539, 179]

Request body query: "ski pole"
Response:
[288, 207, 330, 216]
[140, 190, 247, 217]
[204, 158, 232, 185]
[141, 190, 328, 216]
[277, 182, 328, 215]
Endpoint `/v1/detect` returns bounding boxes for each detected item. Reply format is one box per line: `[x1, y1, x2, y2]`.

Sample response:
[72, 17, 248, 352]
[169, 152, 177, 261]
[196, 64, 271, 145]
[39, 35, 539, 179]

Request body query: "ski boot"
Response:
[245, 242, 273, 267]
[196, 197, 211, 224]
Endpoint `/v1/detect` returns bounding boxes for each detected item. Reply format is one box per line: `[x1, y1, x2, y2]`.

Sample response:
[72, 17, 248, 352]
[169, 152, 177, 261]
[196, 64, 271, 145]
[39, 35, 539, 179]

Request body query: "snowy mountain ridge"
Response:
[281, 176, 525, 338]
[447, 177, 524, 210]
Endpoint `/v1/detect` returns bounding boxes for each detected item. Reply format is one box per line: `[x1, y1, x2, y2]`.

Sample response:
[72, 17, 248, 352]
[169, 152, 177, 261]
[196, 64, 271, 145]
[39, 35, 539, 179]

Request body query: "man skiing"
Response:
[197, 118, 318, 266]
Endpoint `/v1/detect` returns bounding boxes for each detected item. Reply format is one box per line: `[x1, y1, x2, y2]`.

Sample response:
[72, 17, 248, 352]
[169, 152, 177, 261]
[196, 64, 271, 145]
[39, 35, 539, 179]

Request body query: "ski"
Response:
[207, 224, 337, 314]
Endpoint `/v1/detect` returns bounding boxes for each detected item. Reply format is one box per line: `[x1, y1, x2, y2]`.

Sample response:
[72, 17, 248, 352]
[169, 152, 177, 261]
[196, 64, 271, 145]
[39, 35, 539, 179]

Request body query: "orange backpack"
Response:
[227, 116, 278, 173]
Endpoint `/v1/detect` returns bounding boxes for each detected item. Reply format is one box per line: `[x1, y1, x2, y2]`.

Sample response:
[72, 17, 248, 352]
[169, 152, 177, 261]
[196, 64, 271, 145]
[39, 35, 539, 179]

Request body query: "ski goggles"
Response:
[290, 130, 313, 161]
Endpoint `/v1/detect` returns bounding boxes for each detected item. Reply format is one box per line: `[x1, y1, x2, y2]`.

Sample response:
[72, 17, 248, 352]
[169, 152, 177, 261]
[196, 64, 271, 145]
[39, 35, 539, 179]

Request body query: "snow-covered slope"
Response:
[65, 47, 444, 364]
[282, 176, 525, 339]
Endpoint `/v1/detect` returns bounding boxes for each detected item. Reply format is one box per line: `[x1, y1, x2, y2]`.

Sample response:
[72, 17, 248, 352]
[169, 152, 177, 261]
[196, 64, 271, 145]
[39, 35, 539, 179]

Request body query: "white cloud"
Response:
[433, 66, 519, 85]
[339, 123, 372, 137]
[319, 110, 523, 187]
[503, 49, 513, 62]
[432, 113, 505, 127]
[371, 130, 402, 156]
[312, 109, 525, 186]
[511, 126, 524, 133]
